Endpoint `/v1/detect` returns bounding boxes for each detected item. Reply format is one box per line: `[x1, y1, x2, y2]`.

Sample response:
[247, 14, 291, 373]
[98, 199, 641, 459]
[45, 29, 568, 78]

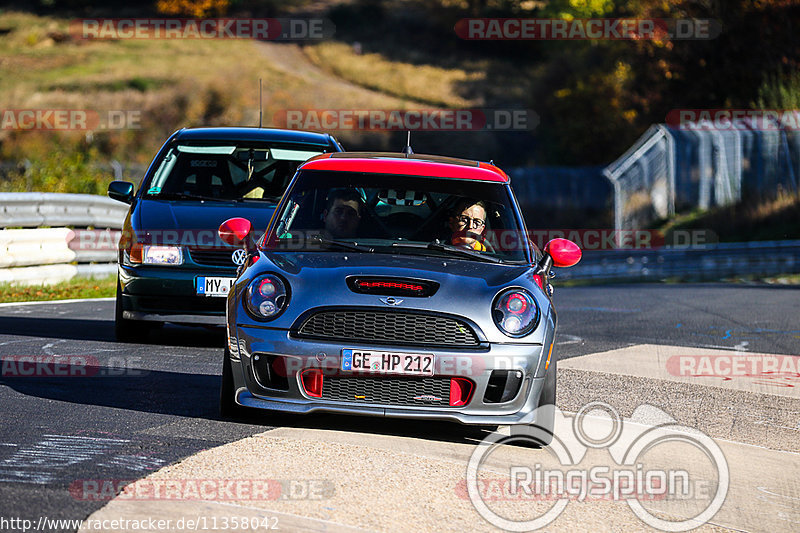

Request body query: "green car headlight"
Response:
[142, 245, 183, 265]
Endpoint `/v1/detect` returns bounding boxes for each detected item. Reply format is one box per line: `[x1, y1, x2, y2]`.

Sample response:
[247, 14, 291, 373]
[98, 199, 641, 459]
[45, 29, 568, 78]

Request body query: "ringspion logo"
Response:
[466, 402, 729, 531]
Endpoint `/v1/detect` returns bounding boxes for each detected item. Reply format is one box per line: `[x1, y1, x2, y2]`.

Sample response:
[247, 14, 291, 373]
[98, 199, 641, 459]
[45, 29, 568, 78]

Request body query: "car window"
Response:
[144, 144, 326, 201]
[266, 170, 530, 263]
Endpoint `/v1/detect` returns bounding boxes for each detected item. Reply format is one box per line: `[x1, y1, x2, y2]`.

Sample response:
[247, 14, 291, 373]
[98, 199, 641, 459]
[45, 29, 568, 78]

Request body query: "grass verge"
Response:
[656, 191, 800, 243]
[302, 41, 481, 108]
[725, 273, 800, 285]
[0, 274, 116, 303]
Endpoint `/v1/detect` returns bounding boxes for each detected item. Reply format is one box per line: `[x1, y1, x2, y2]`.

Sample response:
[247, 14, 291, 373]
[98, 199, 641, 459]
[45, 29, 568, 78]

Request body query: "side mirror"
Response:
[533, 239, 580, 297]
[544, 238, 582, 268]
[108, 181, 134, 204]
[219, 217, 255, 252]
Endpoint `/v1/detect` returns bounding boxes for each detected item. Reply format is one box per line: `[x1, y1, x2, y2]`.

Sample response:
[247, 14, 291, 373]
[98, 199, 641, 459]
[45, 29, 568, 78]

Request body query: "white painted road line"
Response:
[0, 297, 114, 308]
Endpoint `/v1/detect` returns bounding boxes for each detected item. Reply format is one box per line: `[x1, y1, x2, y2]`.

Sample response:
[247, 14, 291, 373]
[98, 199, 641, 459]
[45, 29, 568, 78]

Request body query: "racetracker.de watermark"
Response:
[274, 109, 538, 131]
[666, 109, 800, 130]
[105, 228, 716, 252]
[69, 478, 334, 501]
[69, 18, 334, 41]
[666, 354, 800, 383]
[455, 18, 721, 40]
[0, 110, 140, 131]
[1, 355, 148, 378]
[271, 229, 715, 253]
[524, 229, 715, 251]
[465, 401, 729, 531]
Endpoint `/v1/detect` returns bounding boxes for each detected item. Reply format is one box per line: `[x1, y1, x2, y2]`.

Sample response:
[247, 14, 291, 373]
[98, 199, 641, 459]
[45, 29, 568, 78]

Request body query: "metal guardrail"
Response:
[0, 192, 128, 229]
[2, 193, 799, 286]
[0, 193, 126, 285]
[0, 228, 120, 268]
[556, 240, 800, 282]
[0, 263, 118, 285]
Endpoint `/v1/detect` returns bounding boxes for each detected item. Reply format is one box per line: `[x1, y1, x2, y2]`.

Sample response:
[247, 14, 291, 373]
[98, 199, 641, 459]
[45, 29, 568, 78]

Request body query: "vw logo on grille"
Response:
[380, 297, 404, 306]
[231, 249, 247, 266]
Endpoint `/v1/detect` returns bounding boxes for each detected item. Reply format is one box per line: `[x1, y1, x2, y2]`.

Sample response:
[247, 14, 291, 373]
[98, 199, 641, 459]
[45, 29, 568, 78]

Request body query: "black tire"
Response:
[114, 281, 157, 342]
[510, 357, 557, 446]
[219, 346, 247, 419]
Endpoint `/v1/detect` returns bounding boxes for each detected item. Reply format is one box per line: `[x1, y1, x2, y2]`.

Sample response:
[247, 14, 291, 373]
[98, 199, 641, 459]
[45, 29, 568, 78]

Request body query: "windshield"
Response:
[265, 170, 530, 263]
[143, 143, 327, 202]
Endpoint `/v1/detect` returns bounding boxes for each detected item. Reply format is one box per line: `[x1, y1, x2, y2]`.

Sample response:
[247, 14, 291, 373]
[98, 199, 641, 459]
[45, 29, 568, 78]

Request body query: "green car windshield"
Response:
[266, 170, 530, 263]
[144, 144, 325, 201]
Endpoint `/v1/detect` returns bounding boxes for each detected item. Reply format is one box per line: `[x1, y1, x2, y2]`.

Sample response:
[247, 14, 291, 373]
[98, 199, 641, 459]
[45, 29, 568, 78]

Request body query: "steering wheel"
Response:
[454, 231, 496, 254]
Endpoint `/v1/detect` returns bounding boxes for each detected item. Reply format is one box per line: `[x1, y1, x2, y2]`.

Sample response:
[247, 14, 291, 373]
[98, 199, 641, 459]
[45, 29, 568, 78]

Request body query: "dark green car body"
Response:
[108, 127, 343, 339]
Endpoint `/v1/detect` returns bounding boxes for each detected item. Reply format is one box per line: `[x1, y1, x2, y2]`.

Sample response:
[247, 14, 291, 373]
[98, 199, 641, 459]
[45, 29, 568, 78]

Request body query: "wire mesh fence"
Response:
[604, 116, 800, 232]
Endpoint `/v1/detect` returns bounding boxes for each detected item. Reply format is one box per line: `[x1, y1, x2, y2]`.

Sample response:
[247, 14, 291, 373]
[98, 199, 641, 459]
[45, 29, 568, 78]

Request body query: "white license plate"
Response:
[196, 276, 236, 297]
[341, 349, 434, 376]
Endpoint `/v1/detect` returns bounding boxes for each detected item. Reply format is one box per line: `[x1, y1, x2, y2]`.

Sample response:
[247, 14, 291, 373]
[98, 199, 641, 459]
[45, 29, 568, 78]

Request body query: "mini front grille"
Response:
[188, 247, 238, 267]
[321, 376, 452, 407]
[296, 310, 480, 347]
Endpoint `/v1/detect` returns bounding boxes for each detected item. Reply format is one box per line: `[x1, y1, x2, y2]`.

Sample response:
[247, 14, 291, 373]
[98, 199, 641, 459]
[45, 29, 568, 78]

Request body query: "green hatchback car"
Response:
[107, 127, 343, 341]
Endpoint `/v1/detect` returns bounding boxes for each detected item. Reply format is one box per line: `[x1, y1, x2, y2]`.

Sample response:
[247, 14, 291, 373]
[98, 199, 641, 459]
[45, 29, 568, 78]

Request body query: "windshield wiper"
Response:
[426, 240, 504, 263]
[150, 192, 228, 202]
[236, 195, 282, 202]
[309, 236, 374, 253]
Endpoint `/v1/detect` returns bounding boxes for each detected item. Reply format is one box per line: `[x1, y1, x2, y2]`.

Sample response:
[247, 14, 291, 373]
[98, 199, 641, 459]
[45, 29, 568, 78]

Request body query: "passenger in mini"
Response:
[322, 188, 364, 239]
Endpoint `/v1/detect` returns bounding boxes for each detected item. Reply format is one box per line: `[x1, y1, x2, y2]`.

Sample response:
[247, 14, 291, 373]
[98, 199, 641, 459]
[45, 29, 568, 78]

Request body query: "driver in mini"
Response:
[448, 198, 488, 251]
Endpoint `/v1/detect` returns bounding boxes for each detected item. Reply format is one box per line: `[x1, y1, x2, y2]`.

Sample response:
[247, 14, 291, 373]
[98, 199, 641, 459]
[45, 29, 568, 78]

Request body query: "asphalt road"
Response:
[0, 299, 267, 532]
[0, 283, 798, 532]
[553, 283, 800, 358]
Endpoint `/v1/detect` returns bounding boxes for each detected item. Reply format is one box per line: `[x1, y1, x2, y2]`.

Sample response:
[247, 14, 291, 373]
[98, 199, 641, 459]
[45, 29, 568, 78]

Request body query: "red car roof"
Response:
[299, 152, 509, 183]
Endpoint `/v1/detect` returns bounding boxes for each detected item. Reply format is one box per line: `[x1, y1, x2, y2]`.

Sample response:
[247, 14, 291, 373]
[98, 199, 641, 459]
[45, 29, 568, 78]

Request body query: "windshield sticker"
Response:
[176, 145, 236, 154]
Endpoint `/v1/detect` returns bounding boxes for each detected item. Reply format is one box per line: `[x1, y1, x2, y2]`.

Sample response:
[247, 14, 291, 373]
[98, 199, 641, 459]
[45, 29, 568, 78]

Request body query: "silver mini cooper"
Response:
[218, 152, 581, 443]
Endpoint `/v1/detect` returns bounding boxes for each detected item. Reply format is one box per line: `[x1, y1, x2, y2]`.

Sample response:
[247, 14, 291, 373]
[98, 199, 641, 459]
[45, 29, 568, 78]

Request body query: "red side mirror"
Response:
[544, 238, 581, 268]
[218, 217, 253, 247]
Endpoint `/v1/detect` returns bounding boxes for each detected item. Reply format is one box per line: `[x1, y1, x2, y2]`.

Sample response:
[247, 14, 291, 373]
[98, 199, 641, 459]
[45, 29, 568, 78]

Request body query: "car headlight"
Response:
[143, 245, 183, 265]
[245, 274, 289, 320]
[492, 288, 539, 337]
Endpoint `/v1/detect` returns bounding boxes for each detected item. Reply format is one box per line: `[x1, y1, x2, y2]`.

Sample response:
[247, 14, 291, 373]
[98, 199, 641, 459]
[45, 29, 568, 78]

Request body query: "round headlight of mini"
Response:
[245, 274, 289, 320]
[492, 288, 539, 337]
